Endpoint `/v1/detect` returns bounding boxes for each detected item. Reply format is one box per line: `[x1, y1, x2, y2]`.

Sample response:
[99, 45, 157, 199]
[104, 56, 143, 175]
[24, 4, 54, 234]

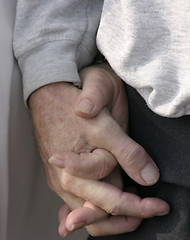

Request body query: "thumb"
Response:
[75, 66, 114, 118]
[93, 111, 160, 186]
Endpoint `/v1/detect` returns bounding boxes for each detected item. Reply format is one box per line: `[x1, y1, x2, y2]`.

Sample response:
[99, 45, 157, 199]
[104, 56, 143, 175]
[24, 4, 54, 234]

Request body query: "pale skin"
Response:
[29, 63, 170, 237]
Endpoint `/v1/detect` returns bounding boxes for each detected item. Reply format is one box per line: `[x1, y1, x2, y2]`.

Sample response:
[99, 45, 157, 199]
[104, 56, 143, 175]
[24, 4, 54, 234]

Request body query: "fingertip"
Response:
[156, 201, 171, 217]
[141, 197, 170, 218]
[66, 205, 106, 231]
[48, 155, 65, 168]
[58, 226, 72, 238]
[58, 220, 71, 238]
[75, 98, 98, 119]
[65, 208, 89, 231]
[140, 163, 160, 185]
[77, 98, 94, 114]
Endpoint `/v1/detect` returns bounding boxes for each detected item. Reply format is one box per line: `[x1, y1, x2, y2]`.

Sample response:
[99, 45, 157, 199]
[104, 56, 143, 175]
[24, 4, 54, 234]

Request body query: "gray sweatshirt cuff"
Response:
[18, 40, 86, 103]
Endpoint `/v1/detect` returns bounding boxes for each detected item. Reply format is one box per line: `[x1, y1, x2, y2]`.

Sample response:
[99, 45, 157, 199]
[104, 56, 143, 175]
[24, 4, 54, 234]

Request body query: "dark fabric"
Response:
[88, 85, 190, 240]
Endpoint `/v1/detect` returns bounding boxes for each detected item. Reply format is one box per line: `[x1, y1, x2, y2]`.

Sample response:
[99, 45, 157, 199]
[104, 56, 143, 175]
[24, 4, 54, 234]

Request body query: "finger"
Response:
[65, 167, 124, 231]
[75, 66, 114, 118]
[61, 171, 170, 218]
[58, 204, 71, 222]
[47, 163, 85, 209]
[49, 149, 117, 179]
[86, 215, 142, 237]
[66, 203, 142, 236]
[61, 202, 142, 237]
[56, 188, 86, 237]
[66, 201, 107, 231]
[93, 110, 160, 186]
[58, 204, 73, 238]
[65, 201, 142, 236]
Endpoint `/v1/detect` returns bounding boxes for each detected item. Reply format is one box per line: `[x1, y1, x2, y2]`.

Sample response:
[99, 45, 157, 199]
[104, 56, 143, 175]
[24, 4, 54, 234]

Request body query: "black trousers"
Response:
[88, 85, 190, 240]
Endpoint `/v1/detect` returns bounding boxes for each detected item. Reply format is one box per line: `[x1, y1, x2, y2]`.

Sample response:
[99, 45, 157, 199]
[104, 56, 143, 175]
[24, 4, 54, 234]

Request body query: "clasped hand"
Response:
[29, 64, 170, 237]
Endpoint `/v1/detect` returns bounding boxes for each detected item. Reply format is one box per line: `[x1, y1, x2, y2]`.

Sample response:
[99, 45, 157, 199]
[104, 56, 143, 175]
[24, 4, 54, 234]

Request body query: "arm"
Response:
[14, 1, 169, 236]
[13, 0, 103, 102]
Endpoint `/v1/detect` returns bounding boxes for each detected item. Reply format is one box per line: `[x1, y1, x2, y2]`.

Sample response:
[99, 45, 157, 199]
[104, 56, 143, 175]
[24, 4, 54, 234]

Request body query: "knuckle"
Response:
[140, 198, 153, 218]
[60, 172, 73, 191]
[90, 122, 102, 139]
[125, 145, 147, 168]
[108, 202, 121, 216]
[106, 191, 125, 215]
[129, 145, 146, 160]
[65, 162, 77, 176]
[91, 114, 113, 140]
[140, 211, 146, 218]
[96, 159, 110, 179]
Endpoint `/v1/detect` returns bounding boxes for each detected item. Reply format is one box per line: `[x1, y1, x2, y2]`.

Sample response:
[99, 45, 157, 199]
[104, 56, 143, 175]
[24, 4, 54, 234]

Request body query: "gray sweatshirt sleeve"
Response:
[13, 0, 103, 102]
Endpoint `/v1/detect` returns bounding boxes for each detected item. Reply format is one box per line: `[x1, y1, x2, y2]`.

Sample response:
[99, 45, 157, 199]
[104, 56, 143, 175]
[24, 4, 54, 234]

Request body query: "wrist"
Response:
[29, 82, 74, 109]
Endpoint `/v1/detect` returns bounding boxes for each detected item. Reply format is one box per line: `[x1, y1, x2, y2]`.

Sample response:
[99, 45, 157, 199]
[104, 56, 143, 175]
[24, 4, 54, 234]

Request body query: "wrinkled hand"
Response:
[29, 64, 169, 237]
[57, 165, 136, 237]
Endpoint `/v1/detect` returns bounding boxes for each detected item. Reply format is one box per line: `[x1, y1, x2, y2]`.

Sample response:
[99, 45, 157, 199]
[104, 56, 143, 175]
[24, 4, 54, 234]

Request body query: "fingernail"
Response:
[77, 99, 94, 114]
[156, 210, 170, 216]
[141, 163, 159, 184]
[48, 155, 65, 168]
[68, 224, 75, 231]
[68, 222, 86, 231]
